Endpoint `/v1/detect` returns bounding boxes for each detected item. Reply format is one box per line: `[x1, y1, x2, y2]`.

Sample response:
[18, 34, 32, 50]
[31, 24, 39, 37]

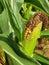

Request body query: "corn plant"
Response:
[0, 0, 49, 65]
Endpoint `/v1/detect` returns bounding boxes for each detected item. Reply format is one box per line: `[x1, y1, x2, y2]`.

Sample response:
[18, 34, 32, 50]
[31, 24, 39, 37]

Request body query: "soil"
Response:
[25, 11, 49, 58]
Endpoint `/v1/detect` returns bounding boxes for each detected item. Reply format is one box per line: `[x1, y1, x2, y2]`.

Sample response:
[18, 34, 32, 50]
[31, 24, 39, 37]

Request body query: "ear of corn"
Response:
[23, 22, 42, 57]
[0, 46, 6, 65]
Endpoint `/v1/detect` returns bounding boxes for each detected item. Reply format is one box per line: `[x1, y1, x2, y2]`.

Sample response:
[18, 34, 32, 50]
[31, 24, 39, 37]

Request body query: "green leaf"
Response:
[0, 1, 4, 14]
[22, 3, 35, 20]
[7, 55, 13, 65]
[38, 0, 49, 15]
[40, 30, 49, 38]
[34, 53, 49, 65]
[0, 36, 41, 65]
[0, 27, 2, 34]
[0, 9, 10, 35]
[23, 22, 42, 57]
[7, 55, 21, 65]
[24, 0, 44, 11]
[13, 0, 24, 11]
[25, 0, 49, 16]
[0, 41, 23, 65]
[3, 0, 24, 41]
